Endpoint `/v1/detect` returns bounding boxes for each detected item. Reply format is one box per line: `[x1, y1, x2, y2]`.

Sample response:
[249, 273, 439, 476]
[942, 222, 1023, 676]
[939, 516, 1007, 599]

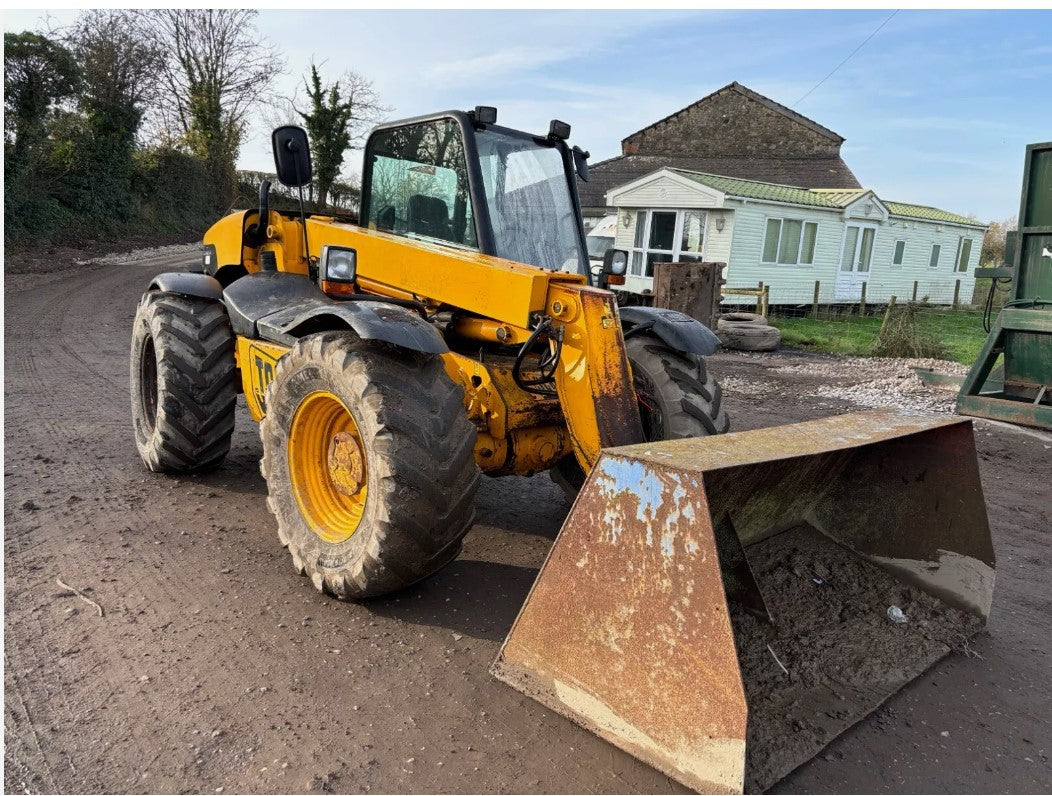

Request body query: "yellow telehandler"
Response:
[130, 108, 994, 792]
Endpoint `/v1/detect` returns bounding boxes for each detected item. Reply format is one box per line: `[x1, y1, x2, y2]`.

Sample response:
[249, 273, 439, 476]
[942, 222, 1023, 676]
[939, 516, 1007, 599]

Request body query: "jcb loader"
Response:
[130, 108, 995, 793]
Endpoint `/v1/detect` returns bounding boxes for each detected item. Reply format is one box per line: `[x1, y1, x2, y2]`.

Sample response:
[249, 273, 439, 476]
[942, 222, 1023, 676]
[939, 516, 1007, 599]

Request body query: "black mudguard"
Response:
[222, 270, 447, 354]
[146, 272, 224, 302]
[617, 305, 721, 356]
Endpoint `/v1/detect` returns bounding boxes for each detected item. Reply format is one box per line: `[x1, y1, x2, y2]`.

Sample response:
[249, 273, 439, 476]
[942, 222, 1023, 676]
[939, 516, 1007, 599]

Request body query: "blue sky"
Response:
[5, 9, 1050, 222]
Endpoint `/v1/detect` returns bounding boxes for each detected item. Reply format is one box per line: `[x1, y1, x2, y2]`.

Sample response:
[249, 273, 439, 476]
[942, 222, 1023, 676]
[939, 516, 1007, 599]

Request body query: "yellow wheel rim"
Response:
[288, 390, 368, 543]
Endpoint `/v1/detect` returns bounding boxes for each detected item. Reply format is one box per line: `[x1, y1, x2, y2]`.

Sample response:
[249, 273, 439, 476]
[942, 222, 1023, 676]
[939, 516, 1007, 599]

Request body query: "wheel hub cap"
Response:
[327, 431, 365, 496]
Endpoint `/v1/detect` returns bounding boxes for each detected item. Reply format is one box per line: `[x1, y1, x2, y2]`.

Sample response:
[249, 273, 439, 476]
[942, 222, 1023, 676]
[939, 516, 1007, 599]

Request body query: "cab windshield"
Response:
[475, 128, 587, 275]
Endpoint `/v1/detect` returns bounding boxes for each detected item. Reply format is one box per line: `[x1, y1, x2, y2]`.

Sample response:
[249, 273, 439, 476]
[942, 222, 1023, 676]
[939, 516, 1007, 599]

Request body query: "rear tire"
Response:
[550, 334, 729, 502]
[130, 292, 237, 473]
[260, 332, 480, 599]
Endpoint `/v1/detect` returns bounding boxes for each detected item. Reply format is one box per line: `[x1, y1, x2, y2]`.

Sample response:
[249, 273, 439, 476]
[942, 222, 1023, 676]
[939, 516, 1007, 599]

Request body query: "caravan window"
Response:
[629, 209, 707, 277]
[762, 218, 818, 265]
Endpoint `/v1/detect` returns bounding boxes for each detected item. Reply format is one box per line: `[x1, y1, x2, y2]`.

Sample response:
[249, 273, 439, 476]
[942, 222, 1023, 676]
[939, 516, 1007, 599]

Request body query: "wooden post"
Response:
[880, 295, 897, 335]
[762, 284, 770, 317]
[912, 280, 918, 302]
[653, 263, 673, 310]
[652, 261, 725, 329]
[952, 278, 962, 309]
[811, 280, 821, 318]
[859, 281, 868, 316]
[755, 281, 764, 315]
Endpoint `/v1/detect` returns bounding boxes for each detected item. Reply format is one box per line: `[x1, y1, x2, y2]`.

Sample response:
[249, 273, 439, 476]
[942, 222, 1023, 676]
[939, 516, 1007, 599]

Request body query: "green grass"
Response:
[770, 309, 988, 365]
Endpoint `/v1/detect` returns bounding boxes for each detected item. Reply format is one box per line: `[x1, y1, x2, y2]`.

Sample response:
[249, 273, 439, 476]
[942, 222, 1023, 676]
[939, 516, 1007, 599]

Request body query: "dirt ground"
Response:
[4, 249, 1050, 794]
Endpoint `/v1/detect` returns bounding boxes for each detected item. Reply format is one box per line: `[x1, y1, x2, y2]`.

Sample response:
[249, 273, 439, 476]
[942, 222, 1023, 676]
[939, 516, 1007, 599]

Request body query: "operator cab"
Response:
[360, 107, 592, 279]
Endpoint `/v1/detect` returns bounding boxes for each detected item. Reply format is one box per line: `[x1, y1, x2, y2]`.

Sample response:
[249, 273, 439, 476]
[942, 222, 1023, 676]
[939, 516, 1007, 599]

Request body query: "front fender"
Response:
[260, 302, 448, 354]
[222, 270, 447, 354]
[146, 272, 224, 302]
[617, 305, 721, 356]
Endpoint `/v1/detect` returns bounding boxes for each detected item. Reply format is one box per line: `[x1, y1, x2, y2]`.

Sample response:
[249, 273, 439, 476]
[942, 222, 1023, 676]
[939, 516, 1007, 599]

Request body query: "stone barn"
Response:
[578, 81, 862, 224]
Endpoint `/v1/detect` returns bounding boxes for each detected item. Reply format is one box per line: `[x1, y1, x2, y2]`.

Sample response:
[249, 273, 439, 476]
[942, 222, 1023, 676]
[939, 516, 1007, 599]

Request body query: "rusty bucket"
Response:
[493, 410, 994, 793]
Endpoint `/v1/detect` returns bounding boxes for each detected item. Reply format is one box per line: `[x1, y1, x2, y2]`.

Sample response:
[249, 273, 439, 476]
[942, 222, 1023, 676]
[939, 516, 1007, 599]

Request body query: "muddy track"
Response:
[5, 258, 1050, 794]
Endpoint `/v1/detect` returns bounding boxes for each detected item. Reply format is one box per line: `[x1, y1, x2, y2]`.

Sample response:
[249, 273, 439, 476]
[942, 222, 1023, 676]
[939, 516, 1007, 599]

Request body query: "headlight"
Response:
[322, 246, 357, 282]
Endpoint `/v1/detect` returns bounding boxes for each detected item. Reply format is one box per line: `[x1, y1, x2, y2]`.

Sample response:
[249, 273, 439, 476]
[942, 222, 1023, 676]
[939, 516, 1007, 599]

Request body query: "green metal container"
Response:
[957, 141, 1052, 429]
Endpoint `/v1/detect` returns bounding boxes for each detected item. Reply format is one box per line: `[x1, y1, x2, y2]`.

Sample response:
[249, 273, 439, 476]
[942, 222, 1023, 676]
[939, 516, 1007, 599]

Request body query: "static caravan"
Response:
[606, 168, 986, 306]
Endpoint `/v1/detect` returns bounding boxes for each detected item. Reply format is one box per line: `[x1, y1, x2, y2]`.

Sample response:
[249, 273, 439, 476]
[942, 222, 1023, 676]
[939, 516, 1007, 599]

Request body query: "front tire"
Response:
[260, 332, 480, 600]
[130, 292, 237, 473]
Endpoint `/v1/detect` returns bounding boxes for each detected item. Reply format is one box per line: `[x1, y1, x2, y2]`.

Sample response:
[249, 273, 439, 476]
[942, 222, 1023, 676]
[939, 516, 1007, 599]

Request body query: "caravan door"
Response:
[835, 223, 875, 300]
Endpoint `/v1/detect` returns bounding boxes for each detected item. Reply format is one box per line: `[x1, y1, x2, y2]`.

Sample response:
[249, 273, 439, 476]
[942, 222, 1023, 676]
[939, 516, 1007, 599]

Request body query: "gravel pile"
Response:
[719, 353, 968, 414]
[773, 356, 969, 380]
[718, 375, 773, 397]
[74, 242, 200, 266]
[809, 378, 957, 413]
[780, 356, 966, 413]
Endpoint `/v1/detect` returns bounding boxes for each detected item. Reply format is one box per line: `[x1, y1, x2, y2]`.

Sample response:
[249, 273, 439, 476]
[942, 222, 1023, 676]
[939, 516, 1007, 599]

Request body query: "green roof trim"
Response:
[883, 201, 982, 227]
[671, 169, 841, 208]
[668, 169, 985, 227]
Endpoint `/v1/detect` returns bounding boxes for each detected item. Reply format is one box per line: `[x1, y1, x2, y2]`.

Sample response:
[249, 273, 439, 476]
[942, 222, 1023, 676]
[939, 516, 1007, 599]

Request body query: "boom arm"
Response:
[305, 218, 585, 331]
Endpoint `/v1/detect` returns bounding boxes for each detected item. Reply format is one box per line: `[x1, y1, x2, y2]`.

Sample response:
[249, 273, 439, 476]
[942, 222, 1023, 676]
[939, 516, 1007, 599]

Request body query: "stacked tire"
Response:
[716, 312, 781, 352]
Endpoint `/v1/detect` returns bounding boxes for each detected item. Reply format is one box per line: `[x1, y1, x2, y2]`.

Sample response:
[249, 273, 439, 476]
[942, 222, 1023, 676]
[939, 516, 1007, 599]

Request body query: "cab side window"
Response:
[366, 120, 477, 247]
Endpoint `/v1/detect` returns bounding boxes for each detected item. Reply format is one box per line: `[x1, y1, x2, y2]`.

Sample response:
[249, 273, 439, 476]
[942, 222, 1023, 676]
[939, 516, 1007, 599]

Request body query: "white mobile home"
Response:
[606, 168, 986, 305]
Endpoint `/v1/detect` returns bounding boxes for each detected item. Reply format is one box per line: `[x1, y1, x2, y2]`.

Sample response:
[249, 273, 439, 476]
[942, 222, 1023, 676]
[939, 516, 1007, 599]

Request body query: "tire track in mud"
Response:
[5, 256, 283, 791]
[6, 267, 140, 789]
[6, 258, 176, 789]
[5, 258, 647, 796]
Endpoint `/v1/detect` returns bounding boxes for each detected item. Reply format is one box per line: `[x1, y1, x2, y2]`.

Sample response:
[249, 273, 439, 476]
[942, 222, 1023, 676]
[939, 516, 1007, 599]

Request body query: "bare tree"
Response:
[142, 9, 284, 211]
[981, 216, 1017, 266]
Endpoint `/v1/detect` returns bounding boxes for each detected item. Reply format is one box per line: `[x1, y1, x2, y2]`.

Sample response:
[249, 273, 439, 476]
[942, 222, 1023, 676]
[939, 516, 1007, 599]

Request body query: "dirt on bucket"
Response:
[732, 525, 983, 793]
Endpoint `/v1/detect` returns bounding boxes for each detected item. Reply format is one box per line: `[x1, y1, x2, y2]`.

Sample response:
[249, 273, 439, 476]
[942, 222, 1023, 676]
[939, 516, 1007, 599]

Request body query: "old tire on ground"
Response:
[260, 332, 480, 600]
[718, 323, 781, 352]
[130, 292, 237, 473]
[550, 334, 730, 502]
[718, 312, 767, 327]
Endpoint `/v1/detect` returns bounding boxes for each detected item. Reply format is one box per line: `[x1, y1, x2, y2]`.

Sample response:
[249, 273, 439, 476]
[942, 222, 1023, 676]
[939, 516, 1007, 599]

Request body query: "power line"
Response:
[793, 10, 899, 108]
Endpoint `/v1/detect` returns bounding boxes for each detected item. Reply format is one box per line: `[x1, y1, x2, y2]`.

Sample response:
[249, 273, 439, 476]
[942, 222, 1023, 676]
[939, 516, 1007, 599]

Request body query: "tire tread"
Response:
[130, 293, 237, 473]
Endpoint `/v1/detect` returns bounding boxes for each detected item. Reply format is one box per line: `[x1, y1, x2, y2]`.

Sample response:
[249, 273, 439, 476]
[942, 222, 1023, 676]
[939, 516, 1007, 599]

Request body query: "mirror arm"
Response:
[246, 180, 271, 247]
[292, 149, 310, 265]
[572, 145, 590, 182]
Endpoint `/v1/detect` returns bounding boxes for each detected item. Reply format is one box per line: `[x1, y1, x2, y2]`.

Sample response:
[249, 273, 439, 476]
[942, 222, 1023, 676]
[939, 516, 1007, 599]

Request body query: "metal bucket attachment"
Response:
[493, 410, 994, 793]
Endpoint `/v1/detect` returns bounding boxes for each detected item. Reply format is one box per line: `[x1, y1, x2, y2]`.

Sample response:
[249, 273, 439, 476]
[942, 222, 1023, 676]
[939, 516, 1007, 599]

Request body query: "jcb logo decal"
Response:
[250, 347, 281, 412]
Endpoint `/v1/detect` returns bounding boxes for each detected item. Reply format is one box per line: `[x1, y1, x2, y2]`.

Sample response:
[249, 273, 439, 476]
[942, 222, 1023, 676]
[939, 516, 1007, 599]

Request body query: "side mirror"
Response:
[272, 126, 313, 188]
[572, 145, 590, 182]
